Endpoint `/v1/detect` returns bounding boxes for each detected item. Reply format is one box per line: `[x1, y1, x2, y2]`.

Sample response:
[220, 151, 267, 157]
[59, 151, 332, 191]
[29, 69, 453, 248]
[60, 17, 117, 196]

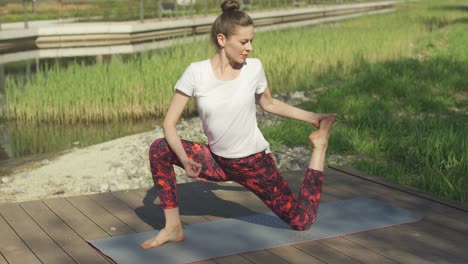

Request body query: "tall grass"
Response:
[5, 0, 455, 124]
[261, 0, 468, 203]
[263, 56, 467, 203]
[5, 43, 213, 123]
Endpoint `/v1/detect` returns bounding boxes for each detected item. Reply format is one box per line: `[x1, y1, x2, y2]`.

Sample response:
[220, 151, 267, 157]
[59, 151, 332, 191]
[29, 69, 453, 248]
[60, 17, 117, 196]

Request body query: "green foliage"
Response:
[262, 0, 468, 203]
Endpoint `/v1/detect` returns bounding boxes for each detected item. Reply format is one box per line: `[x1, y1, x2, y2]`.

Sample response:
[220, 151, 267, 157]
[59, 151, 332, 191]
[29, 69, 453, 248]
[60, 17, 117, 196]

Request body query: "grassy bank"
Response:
[6, 1, 463, 123]
[262, 1, 468, 203]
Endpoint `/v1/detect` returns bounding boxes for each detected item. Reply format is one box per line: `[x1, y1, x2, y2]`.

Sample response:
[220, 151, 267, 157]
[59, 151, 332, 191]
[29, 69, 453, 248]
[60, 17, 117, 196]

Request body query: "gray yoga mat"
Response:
[88, 197, 422, 264]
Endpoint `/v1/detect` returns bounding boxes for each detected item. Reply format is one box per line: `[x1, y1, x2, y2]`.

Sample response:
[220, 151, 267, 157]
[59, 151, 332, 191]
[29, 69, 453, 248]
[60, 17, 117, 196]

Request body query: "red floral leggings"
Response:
[149, 138, 323, 231]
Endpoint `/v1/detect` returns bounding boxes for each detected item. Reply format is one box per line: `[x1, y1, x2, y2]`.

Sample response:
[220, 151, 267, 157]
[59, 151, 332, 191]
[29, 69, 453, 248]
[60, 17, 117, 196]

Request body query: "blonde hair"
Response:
[210, 0, 254, 48]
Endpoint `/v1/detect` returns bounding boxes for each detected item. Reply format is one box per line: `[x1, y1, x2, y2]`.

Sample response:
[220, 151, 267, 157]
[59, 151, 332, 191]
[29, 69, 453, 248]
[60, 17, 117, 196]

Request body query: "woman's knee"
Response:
[288, 213, 316, 231]
[290, 222, 312, 231]
[149, 138, 169, 157]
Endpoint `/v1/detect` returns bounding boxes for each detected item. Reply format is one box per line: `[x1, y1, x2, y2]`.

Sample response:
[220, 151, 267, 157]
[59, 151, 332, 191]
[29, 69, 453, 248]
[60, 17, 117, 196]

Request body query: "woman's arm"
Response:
[256, 86, 320, 128]
[163, 90, 204, 181]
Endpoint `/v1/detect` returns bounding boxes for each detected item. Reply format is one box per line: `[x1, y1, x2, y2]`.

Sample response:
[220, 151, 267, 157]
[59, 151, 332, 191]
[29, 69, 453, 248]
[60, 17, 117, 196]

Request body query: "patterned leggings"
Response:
[149, 138, 323, 231]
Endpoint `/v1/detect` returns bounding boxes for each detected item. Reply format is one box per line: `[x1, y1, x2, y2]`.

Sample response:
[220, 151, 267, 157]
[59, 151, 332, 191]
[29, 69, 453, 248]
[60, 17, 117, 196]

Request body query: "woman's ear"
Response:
[217, 33, 226, 48]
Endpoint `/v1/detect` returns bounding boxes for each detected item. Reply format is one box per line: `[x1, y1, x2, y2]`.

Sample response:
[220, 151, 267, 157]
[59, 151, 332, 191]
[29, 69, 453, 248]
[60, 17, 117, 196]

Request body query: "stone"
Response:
[90, 184, 100, 193]
[290, 91, 305, 99]
[1, 177, 10, 184]
[100, 183, 110, 192]
[328, 154, 347, 166]
[40, 159, 50, 165]
[53, 190, 65, 195]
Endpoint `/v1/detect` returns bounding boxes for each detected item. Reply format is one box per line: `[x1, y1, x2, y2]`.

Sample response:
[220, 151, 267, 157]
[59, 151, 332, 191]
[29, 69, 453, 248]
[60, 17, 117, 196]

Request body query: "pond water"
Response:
[0, 56, 162, 169]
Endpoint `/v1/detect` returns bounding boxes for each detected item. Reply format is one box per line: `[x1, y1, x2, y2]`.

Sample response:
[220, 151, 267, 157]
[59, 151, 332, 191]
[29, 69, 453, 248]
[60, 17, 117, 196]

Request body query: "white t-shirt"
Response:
[174, 58, 270, 158]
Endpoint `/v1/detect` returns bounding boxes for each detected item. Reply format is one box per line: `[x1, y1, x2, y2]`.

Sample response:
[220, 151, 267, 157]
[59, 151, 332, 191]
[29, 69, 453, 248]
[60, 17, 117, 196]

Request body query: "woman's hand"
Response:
[182, 159, 206, 182]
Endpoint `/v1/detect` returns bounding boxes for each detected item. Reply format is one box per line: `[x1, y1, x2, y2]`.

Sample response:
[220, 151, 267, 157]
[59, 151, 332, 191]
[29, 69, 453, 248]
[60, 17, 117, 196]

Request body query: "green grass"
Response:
[261, 0, 468, 203]
[5, 45, 213, 123]
[262, 56, 467, 203]
[4, 0, 446, 124]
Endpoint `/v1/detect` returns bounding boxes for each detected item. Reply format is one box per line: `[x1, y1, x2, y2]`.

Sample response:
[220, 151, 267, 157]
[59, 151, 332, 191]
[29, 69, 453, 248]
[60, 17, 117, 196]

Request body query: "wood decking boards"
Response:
[0, 167, 467, 264]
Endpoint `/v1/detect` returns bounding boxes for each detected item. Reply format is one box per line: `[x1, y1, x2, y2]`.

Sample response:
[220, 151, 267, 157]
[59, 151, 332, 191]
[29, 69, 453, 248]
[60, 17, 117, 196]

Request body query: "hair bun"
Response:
[221, 0, 240, 13]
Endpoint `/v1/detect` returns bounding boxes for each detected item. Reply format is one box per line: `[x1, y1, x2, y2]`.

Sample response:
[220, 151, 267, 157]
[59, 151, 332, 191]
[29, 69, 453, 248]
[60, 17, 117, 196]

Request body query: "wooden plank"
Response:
[364, 186, 467, 234]
[133, 187, 157, 202]
[66, 195, 134, 236]
[111, 190, 165, 229]
[43, 197, 109, 240]
[355, 176, 467, 221]
[268, 246, 325, 264]
[191, 260, 217, 264]
[0, 253, 8, 264]
[341, 232, 436, 264]
[331, 165, 468, 211]
[294, 241, 362, 264]
[0, 213, 42, 264]
[0, 203, 74, 264]
[241, 250, 289, 264]
[88, 192, 154, 232]
[134, 183, 216, 225]
[367, 221, 468, 264]
[320, 237, 398, 264]
[325, 169, 468, 234]
[211, 254, 253, 264]
[20, 200, 111, 264]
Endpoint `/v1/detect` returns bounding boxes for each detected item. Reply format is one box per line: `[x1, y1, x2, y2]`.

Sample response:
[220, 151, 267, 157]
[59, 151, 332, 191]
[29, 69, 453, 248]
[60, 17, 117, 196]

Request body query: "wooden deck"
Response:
[0, 167, 466, 264]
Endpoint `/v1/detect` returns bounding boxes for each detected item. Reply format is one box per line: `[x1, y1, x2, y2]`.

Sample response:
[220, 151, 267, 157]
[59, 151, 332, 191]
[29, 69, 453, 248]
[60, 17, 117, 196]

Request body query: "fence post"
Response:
[204, 0, 208, 16]
[157, 0, 162, 19]
[0, 64, 5, 118]
[23, 0, 29, 29]
[190, 0, 194, 17]
[139, 0, 144, 22]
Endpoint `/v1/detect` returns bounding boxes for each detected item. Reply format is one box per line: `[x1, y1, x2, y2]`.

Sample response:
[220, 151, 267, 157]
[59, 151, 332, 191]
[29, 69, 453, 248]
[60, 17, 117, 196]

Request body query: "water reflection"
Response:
[0, 118, 159, 164]
[0, 54, 164, 170]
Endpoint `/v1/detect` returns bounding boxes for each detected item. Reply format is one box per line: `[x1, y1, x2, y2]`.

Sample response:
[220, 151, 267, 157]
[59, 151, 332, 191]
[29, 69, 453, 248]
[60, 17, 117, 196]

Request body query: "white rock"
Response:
[100, 183, 109, 192]
[1, 177, 10, 184]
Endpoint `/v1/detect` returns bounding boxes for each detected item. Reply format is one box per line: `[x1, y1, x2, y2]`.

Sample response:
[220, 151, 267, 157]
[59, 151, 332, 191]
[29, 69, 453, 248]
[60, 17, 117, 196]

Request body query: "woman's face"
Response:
[218, 25, 254, 65]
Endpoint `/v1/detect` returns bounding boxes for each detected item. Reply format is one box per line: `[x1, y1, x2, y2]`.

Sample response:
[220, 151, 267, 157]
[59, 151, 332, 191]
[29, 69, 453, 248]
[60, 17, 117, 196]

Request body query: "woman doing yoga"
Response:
[140, 0, 336, 250]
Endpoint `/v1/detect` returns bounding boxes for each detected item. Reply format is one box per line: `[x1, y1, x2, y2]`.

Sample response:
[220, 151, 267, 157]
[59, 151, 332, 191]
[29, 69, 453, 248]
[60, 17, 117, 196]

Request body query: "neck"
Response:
[212, 50, 243, 71]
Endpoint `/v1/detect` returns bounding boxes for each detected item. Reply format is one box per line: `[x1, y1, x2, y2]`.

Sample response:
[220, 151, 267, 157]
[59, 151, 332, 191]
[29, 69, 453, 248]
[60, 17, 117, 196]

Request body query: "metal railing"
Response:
[0, 0, 388, 29]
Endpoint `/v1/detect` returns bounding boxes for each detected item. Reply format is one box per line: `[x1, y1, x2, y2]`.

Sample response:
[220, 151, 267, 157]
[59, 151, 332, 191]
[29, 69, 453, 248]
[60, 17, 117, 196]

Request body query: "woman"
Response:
[140, 0, 336, 250]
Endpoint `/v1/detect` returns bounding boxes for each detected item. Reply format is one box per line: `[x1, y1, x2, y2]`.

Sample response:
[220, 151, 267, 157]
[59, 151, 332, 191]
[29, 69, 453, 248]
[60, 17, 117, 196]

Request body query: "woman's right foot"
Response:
[309, 114, 336, 147]
[140, 224, 185, 250]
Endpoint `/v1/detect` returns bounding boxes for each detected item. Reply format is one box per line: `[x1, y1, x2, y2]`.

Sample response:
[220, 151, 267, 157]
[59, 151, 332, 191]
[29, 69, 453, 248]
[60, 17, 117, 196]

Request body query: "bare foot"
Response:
[309, 114, 336, 147]
[140, 225, 185, 250]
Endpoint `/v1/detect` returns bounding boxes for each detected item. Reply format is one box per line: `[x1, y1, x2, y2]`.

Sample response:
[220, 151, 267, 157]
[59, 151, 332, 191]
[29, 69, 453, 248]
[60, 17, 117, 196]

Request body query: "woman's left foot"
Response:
[312, 113, 336, 128]
[309, 114, 336, 147]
